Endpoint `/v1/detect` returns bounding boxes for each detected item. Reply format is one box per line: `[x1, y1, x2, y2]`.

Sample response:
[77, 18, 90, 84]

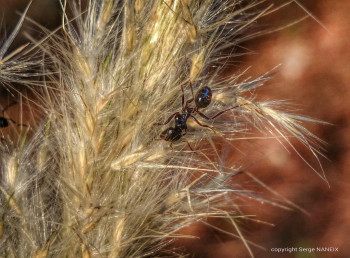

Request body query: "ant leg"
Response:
[0, 117, 28, 128]
[209, 105, 241, 120]
[180, 84, 186, 110]
[184, 56, 192, 79]
[179, 139, 193, 151]
[178, 131, 194, 151]
[8, 118, 28, 127]
[196, 110, 210, 120]
[189, 115, 216, 133]
[189, 80, 194, 98]
[184, 80, 195, 109]
[181, 56, 195, 109]
[174, 60, 186, 110]
[183, 139, 194, 151]
[154, 112, 180, 126]
[155, 137, 174, 150]
[181, 81, 194, 109]
[197, 104, 241, 121]
[184, 97, 194, 109]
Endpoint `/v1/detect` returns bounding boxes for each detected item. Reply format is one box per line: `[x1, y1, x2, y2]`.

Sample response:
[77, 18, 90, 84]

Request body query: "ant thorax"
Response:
[174, 113, 187, 130]
[175, 108, 194, 131]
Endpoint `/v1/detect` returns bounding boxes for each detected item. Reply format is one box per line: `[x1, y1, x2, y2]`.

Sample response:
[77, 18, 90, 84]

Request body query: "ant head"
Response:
[195, 86, 212, 109]
[174, 114, 182, 121]
[160, 127, 182, 142]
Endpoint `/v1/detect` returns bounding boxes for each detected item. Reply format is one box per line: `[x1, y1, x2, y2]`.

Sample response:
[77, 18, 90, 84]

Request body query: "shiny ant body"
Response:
[157, 83, 239, 148]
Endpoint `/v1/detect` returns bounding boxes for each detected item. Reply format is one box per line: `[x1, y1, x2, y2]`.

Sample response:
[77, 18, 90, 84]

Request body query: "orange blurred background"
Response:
[199, 1, 350, 257]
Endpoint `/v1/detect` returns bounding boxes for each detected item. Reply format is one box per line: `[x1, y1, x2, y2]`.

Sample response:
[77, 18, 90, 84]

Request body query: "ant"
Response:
[156, 82, 240, 148]
[0, 102, 27, 128]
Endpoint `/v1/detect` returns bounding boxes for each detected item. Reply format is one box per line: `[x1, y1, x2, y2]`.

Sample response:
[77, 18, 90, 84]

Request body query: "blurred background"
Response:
[0, 1, 349, 257]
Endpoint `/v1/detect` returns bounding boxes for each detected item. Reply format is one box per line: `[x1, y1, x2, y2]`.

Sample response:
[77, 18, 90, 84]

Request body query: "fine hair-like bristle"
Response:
[0, 1, 326, 257]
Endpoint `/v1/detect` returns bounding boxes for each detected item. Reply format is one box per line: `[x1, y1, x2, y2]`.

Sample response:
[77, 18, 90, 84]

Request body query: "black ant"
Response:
[0, 102, 27, 128]
[156, 82, 240, 148]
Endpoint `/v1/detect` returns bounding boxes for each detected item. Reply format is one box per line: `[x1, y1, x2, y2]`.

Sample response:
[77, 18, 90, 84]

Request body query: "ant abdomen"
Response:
[195, 86, 212, 109]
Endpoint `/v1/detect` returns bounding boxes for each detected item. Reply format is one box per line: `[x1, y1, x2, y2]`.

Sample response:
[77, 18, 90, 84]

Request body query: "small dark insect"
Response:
[0, 117, 9, 128]
[156, 82, 240, 148]
[0, 102, 26, 128]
